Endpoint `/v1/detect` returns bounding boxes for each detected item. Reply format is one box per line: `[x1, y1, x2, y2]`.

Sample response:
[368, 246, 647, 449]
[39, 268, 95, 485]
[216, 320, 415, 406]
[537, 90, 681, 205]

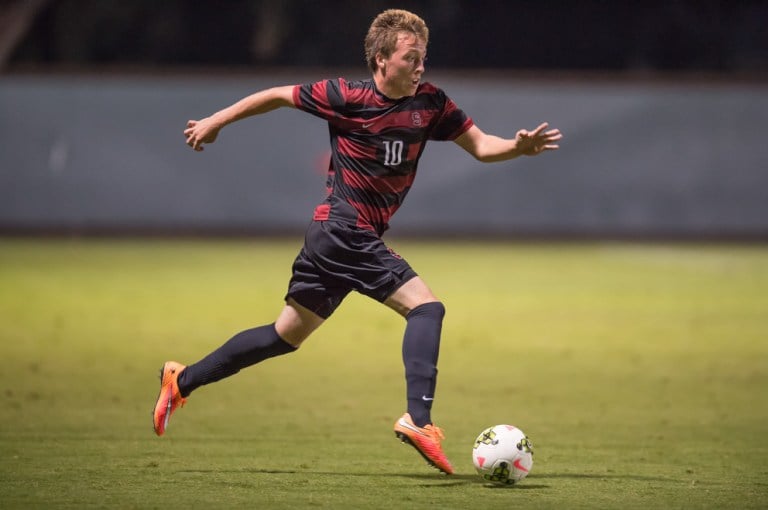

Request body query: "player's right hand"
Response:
[184, 118, 220, 151]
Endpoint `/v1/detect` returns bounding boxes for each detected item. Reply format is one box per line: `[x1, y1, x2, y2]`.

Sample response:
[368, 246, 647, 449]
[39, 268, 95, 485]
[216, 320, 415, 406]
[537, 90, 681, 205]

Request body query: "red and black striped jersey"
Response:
[293, 78, 473, 235]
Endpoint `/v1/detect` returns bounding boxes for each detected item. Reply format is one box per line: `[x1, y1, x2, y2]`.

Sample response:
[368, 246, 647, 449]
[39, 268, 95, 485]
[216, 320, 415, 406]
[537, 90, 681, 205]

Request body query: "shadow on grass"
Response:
[534, 473, 678, 483]
[178, 467, 472, 479]
[178, 468, 678, 488]
[177, 468, 551, 489]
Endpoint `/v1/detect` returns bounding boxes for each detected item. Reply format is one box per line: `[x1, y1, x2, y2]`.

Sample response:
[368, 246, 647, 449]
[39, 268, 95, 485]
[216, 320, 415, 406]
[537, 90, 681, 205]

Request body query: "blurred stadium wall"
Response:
[1, 0, 767, 239]
[1, 73, 766, 239]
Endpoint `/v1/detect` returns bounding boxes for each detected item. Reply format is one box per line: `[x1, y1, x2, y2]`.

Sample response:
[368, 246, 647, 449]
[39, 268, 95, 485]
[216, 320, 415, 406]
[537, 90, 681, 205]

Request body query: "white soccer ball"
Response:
[472, 424, 534, 485]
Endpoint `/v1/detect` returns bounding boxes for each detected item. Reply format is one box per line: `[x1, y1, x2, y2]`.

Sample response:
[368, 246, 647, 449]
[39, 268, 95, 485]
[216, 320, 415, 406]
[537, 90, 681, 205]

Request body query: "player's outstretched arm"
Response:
[183, 85, 296, 151]
[454, 123, 562, 163]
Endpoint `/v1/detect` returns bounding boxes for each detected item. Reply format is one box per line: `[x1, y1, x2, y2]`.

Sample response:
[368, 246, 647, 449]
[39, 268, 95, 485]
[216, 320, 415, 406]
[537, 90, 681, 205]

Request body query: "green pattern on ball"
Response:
[518, 437, 534, 454]
[473, 427, 497, 449]
[483, 461, 515, 484]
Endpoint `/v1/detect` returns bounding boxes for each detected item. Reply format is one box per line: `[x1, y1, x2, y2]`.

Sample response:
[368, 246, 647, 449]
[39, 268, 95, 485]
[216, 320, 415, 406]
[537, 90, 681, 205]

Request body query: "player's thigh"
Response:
[384, 276, 439, 317]
[275, 298, 325, 347]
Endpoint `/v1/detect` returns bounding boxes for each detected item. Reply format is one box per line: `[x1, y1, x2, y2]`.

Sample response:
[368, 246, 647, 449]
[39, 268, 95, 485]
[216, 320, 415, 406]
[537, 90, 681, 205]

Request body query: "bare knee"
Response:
[275, 299, 324, 347]
[385, 276, 440, 317]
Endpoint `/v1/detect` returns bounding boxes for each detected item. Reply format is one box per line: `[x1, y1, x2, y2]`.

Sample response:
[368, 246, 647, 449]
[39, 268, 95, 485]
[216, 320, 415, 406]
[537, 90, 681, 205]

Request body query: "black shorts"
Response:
[286, 220, 417, 319]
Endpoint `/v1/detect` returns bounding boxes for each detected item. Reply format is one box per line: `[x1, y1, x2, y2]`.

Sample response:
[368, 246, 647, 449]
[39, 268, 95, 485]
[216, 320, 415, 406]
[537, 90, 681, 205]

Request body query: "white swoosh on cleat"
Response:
[398, 418, 425, 435]
[164, 394, 172, 428]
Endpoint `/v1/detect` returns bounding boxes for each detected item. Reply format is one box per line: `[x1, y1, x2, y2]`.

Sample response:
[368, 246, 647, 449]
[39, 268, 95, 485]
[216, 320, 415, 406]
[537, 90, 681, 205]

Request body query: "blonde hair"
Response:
[364, 9, 429, 73]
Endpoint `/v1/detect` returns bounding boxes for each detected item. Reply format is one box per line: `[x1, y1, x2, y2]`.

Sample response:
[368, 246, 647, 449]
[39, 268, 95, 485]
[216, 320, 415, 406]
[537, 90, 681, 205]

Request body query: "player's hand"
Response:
[515, 122, 562, 156]
[184, 118, 221, 151]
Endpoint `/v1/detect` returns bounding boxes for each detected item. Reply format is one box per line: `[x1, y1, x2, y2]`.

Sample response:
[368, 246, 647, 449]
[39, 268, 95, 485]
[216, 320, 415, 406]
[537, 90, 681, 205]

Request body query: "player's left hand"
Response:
[515, 123, 562, 156]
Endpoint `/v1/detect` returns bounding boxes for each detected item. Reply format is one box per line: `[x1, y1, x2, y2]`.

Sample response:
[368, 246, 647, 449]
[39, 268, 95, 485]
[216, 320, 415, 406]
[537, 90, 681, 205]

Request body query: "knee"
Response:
[406, 301, 445, 320]
[274, 323, 311, 348]
[276, 299, 325, 347]
[274, 318, 315, 348]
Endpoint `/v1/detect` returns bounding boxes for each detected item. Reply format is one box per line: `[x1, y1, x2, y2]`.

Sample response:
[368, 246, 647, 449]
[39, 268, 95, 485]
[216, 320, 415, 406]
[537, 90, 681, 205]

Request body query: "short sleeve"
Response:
[429, 94, 474, 141]
[293, 78, 346, 121]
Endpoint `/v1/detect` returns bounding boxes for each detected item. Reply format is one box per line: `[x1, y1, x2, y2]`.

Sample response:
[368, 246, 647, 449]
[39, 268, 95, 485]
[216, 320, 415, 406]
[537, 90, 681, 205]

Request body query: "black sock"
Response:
[177, 323, 296, 397]
[402, 301, 445, 427]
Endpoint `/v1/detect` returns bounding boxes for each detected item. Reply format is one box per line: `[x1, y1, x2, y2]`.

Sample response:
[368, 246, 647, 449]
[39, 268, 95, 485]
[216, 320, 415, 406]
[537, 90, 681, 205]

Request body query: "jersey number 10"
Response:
[383, 140, 404, 166]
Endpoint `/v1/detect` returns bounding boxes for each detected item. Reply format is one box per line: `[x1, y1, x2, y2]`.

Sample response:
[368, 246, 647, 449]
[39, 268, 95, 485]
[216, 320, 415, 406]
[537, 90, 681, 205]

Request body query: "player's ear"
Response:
[375, 52, 387, 73]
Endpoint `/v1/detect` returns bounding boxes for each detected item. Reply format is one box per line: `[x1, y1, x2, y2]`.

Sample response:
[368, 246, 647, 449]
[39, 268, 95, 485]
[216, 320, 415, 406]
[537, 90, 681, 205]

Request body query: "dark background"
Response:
[8, 0, 768, 74]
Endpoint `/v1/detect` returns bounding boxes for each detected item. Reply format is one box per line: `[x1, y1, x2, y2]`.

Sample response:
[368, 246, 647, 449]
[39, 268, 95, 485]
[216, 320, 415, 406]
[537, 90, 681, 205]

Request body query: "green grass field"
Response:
[1, 238, 766, 509]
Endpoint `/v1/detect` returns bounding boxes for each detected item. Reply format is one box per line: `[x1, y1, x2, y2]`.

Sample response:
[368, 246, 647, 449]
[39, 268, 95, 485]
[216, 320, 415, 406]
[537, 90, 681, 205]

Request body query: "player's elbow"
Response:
[475, 153, 498, 163]
[468, 138, 504, 163]
[462, 144, 492, 163]
[472, 148, 504, 163]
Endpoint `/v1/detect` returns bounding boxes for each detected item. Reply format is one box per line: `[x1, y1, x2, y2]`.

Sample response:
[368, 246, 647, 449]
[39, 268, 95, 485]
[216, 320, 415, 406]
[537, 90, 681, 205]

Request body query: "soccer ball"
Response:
[472, 424, 534, 485]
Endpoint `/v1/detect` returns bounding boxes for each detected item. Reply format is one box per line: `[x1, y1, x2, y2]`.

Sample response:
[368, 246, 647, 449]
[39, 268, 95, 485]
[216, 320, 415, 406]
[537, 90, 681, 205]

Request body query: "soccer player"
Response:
[155, 9, 561, 475]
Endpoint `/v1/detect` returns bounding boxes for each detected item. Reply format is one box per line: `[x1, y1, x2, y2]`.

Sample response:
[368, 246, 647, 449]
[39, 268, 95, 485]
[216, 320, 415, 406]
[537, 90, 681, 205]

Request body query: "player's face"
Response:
[377, 32, 426, 98]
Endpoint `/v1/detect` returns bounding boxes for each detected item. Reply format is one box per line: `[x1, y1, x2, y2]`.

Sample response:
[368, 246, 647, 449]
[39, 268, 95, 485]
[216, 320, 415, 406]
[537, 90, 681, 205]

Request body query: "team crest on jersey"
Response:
[411, 111, 422, 126]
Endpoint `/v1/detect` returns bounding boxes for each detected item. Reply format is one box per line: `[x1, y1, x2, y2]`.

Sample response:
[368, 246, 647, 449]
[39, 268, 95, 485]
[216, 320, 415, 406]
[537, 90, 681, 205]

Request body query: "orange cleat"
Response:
[153, 361, 187, 436]
[394, 413, 454, 474]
